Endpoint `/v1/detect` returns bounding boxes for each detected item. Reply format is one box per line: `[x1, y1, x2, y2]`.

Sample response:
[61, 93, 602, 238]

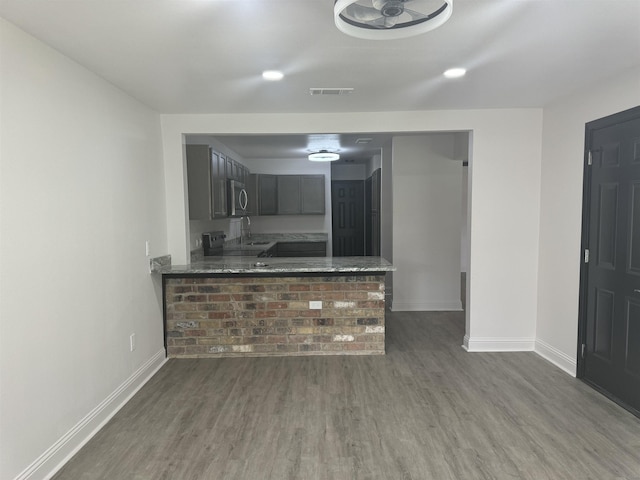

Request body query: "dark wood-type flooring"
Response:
[53, 310, 640, 479]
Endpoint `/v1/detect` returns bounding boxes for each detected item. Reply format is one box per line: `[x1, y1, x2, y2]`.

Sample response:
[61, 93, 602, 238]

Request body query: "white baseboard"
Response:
[534, 339, 577, 377]
[391, 300, 463, 312]
[15, 349, 167, 480]
[462, 335, 535, 352]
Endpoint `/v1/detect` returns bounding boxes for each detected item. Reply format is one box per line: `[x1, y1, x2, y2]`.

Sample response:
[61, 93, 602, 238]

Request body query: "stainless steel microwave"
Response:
[227, 180, 248, 217]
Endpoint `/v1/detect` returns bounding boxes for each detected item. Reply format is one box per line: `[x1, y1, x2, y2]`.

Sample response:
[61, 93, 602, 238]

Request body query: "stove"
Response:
[202, 231, 226, 256]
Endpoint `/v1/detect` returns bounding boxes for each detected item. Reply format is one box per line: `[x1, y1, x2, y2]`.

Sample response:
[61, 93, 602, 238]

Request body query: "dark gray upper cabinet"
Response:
[258, 174, 278, 215]
[224, 156, 249, 183]
[301, 175, 325, 214]
[248, 173, 325, 216]
[186, 145, 212, 220]
[186, 145, 227, 220]
[225, 157, 235, 181]
[277, 175, 302, 214]
[238, 165, 249, 184]
[186, 146, 256, 220]
[211, 152, 227, 218]
[277, 174, 325, 215]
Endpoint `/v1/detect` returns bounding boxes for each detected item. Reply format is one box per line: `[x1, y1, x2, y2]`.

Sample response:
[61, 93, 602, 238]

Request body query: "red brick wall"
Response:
[164, 275, 386, 357]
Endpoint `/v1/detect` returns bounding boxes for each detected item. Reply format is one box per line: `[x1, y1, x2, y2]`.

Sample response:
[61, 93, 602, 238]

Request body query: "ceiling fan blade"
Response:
[404, 7, 428, 22]
[364, 15, 399, 29]
[345, 4, 384, 22]
[384, 16, 399, 27]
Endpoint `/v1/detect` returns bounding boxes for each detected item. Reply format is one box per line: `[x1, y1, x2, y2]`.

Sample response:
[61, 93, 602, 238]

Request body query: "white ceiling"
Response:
[2, 0, 639, 160]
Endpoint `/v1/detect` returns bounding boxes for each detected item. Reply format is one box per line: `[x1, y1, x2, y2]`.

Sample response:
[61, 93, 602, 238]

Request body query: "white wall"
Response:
[0, 19, 167, 480]
[391, 134, 463, 311]
[367, 153, 382, 178]
[331, 163, 367, 180]
[464, 112, 542, 351]
[535, 66, 640, 375]
[161, 108, 543, 352]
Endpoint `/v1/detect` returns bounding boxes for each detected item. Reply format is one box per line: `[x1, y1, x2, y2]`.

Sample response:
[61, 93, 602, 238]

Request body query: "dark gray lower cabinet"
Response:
[262, 242, 327, 257]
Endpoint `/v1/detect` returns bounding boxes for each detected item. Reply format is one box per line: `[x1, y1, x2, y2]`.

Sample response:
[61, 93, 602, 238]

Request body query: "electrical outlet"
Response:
[309, 301, 322, 310]
[130, 333, 136, 352]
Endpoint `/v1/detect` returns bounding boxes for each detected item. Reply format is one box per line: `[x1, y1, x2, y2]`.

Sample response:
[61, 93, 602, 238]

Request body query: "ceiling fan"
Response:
[334, 0, 453, 40]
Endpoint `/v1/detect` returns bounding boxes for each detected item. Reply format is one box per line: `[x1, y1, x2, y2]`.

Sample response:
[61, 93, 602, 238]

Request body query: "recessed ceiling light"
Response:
[308, 150, 340, 162]
[262, 70, 284, 81]
[444, 68, 466, 79]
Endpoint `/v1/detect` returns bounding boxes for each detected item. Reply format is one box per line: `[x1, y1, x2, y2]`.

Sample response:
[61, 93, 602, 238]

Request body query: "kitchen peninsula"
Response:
[158, 255, 394, 358]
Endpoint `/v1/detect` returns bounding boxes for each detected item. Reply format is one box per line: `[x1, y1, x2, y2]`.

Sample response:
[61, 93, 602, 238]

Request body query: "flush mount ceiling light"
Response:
[262, 70, 284, 81]
[334, 0, 453, 40]
[308, 150, 340, 162]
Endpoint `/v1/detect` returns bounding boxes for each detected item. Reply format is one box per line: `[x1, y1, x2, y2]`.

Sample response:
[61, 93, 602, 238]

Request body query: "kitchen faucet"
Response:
[240, 215, 251, 244]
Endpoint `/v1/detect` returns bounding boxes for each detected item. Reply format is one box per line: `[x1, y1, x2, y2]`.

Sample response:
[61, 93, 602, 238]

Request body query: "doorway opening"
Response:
[331, 180, 365, 256]
[330, 157, 382, 257]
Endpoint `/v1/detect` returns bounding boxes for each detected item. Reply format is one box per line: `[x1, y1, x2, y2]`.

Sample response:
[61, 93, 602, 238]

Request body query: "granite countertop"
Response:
[159, 256, 395, 275]
[155, 232, 395, 274]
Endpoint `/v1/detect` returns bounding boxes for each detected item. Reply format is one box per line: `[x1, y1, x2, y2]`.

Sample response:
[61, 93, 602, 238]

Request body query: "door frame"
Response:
[577, 106, 640, 390]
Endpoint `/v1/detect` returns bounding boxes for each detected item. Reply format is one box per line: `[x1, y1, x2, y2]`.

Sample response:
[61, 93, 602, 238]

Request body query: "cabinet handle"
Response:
[239, 188, 248, 211]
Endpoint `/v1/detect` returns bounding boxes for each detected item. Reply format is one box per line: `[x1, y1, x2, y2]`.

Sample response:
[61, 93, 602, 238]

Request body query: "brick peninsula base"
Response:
[163, 274, 386, 357]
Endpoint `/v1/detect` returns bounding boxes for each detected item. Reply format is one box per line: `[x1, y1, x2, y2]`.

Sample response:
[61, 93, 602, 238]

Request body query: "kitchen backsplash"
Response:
[189, 217, 242, 250]
[190, 216, 328, 252]
[190, 231, 329, 263]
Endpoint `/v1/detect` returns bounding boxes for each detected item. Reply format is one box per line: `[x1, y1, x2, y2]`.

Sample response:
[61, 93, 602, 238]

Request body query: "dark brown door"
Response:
[332, 180, 364, 256]
[579, 106, 640, 416]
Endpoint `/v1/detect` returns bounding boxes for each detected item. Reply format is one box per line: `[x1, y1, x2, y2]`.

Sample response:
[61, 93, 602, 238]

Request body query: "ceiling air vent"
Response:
[309, 87, 354, 96]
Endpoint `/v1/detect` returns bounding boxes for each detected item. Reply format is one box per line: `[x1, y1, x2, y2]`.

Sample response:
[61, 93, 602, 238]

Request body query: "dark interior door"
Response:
[332, 180, 364, 256]
[580, 106, 640, 416]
